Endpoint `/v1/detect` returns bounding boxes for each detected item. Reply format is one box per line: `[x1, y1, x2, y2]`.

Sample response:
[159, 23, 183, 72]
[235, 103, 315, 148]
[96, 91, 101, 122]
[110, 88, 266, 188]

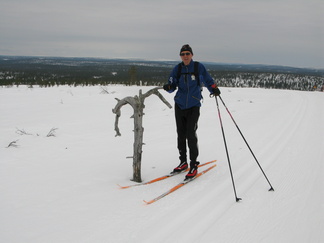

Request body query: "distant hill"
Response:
[0, 56, 323, 90]
[1, 56, 323, 75]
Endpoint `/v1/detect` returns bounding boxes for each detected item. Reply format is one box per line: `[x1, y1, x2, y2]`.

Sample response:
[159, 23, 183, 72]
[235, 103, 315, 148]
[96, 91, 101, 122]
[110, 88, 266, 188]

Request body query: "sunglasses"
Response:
[180, 52, 191, 56]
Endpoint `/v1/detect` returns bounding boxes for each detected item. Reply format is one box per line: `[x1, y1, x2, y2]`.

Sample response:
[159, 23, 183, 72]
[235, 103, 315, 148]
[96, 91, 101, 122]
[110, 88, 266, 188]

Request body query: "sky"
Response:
[0, 0, 323, 68]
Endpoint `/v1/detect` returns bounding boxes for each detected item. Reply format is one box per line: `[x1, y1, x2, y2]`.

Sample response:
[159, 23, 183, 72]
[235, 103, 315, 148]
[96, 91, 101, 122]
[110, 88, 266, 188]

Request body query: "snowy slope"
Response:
[0, 85, 323, 243]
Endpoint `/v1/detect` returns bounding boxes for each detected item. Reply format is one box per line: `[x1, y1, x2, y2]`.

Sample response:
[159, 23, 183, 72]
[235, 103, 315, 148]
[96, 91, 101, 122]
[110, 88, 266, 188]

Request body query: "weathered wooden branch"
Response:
[112, 97, 138, 137]
[7, 140, 19, 148]
[46, 127, 58, 137]
[112, 87, 172, 182]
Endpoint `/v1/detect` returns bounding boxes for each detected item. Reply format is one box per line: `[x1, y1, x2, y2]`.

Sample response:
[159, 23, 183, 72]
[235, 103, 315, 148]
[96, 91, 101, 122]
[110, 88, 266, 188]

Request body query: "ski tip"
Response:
[206, 160, 217, 163]
[143, 200, 153, 205]
[117, 184, 129, 189]
[200, 159, 217, 165]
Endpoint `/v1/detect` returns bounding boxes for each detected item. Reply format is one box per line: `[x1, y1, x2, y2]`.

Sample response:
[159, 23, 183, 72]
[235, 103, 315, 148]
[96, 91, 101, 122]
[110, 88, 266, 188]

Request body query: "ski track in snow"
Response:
[0, 86, 323, 243]
[141, 90, 324, 243]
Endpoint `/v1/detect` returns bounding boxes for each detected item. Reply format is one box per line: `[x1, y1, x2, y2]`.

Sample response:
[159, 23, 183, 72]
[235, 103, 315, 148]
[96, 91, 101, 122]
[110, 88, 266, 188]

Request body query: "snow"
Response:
[1, 85, 323, 243]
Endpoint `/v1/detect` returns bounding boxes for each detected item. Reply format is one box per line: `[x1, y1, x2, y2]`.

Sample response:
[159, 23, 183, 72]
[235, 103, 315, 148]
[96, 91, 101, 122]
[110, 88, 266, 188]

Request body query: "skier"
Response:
[163, 44, 221, 180]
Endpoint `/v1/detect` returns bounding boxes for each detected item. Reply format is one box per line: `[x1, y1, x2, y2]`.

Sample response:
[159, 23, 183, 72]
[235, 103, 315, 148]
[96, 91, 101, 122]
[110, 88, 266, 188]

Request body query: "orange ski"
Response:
[118, 160, 216, 189]
[144, 164, 216, 205]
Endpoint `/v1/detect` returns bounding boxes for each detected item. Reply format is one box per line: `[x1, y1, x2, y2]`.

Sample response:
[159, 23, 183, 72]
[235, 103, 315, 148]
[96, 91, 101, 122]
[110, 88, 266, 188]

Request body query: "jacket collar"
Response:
[181, 59, 194, 67]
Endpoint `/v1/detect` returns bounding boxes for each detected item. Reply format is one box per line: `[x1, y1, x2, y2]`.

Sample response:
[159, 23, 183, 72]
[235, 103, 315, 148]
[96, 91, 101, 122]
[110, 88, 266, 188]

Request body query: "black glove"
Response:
[163, 83, 172, 91]
[211, 84, 221, 96]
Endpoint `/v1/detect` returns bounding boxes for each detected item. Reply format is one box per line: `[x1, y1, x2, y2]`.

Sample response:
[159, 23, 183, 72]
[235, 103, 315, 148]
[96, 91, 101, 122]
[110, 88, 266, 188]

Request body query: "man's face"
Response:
[180, 52, 193, 65]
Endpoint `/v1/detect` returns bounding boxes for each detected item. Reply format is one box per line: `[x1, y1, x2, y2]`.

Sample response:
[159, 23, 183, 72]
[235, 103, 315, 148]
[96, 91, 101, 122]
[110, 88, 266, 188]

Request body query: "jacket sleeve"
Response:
[198, 63, 217, 93]
[166, 65, 179, 93]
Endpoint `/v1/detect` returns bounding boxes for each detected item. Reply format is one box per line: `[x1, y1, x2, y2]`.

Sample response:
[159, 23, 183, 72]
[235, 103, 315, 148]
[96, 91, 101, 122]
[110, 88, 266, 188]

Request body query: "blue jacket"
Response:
[167, 60, 216, 110]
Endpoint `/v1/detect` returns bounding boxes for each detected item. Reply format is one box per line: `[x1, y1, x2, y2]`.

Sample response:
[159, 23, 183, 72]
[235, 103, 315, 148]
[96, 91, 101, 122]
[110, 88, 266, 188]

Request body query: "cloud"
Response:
[0, 0, 323, 68]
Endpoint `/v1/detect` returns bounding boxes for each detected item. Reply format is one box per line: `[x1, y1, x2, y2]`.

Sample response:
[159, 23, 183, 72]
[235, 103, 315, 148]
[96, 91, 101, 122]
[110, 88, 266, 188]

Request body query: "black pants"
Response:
[175, 104, 200, 163]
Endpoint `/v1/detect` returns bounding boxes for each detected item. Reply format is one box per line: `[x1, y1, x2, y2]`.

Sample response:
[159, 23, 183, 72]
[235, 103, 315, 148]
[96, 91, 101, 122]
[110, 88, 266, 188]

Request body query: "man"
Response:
[163, 44, 221, 180]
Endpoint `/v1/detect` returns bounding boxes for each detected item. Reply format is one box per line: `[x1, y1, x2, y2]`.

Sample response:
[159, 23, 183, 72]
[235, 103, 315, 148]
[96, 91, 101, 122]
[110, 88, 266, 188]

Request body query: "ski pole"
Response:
[218, 96, 274, 191]
[215, 96, 242, 202]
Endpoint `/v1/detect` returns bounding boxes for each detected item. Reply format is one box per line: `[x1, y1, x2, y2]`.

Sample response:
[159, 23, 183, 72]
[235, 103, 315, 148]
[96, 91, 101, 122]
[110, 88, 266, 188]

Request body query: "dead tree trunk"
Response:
[112, 87, 172, 182]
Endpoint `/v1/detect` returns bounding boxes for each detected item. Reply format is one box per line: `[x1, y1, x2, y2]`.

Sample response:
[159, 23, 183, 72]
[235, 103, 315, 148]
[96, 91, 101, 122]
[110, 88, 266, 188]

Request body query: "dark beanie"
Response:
[180, 44, 193, 55]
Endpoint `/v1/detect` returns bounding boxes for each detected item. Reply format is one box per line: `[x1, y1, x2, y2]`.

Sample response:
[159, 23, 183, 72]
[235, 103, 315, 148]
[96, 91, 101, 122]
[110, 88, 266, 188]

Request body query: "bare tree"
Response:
[112, 87, 172, 182]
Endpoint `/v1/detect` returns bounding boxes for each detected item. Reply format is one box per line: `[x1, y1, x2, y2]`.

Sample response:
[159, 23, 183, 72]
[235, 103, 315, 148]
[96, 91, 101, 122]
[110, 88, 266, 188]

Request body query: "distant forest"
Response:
[1, 56, 323, 91]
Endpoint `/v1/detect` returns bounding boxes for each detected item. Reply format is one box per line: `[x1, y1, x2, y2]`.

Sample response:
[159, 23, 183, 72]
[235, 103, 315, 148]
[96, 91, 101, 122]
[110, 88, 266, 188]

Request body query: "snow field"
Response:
[0, 85, 323, 243]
